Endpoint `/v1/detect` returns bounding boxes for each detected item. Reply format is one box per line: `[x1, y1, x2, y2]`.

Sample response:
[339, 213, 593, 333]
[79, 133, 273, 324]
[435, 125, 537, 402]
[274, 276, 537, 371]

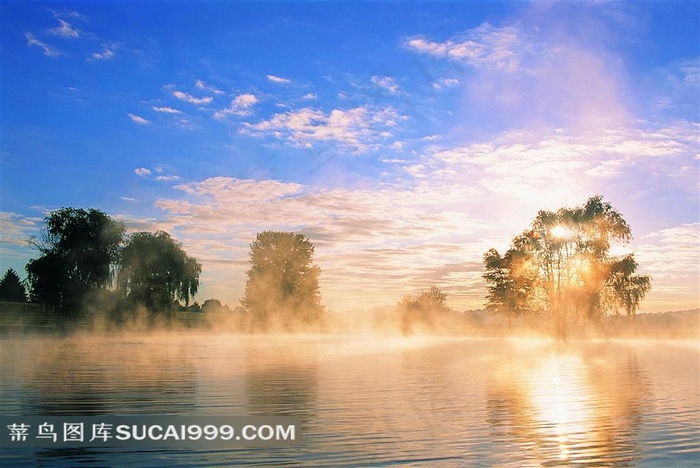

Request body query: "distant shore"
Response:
[1, 301, 697, 340]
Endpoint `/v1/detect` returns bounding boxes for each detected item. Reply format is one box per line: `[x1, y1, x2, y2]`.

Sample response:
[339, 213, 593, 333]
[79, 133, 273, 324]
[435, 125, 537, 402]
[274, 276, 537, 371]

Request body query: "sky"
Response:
[1, 1, 698, 314]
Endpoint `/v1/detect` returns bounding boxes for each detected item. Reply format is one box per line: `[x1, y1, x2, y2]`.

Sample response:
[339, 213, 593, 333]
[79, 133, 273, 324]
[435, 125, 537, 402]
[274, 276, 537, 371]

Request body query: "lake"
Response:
[1, 334, 698, 466]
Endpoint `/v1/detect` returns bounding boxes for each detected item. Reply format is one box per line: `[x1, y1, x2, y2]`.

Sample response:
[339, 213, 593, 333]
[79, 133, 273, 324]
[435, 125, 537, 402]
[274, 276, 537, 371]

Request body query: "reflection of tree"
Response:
[17, 337, 197, 416]
[486, 343, 652, 465]
[244, 340, 318, 421]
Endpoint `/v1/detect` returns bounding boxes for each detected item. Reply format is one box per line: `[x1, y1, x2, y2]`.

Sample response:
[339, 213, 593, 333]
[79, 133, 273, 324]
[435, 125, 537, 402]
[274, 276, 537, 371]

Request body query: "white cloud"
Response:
[91, 44, 118, 60]
[406, 23, 522, 71]
[134, 168, 151, 177]
[302, 93, 318, 100]
[407, 17, 631, 132]
[195, 80, 224, 95]
[155, 175, 181, 182]
[25, 33, 60, 57]
[243, 105, 405, 152]
[128, 113, 150, 125]
[214, 94, 258, 118]
[172, 90, 213, 105]
[153, 106, 182, 114]
[49, 19, 80, 38]
[371, 75, 401, 94]
[432, 78, 460, 90]
[634, 223, 700, 311]
[267, 74, 292, 84]
[0, 212, 42, 246]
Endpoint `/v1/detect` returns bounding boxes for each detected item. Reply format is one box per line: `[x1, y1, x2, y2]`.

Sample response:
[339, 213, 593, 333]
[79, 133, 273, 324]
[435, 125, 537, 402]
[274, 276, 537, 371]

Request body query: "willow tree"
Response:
[26, 208, 125, 316]
[241, 231, 324, 331]
[117, 231, 201, 313]
[483, 196, 651, 333]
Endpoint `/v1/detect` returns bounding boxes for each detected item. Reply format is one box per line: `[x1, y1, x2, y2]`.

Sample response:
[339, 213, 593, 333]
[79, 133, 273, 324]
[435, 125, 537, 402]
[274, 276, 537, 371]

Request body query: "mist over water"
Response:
[1, 332, 698, 466]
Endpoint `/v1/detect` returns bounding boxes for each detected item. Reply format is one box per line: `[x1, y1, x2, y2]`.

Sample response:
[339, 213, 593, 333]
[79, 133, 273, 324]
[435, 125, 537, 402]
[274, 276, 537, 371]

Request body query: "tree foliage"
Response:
[0, 268, 27, 302]
[117, 231, 201, 312]
[241, 231, 324, 330]
[26, 208, 125, 315]
[398, 285, 452, 334]
[483, 196, 651, 332]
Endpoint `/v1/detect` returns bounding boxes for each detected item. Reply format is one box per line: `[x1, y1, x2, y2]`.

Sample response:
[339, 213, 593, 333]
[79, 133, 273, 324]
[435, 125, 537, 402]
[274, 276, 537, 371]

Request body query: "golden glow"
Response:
[528, 354, 593, 461]
[550, 225, 572, 239]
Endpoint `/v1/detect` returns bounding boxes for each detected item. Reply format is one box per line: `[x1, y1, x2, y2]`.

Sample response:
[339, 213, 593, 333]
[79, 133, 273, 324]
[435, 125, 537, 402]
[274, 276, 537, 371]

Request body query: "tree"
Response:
[483, 245, 535, 328]
[398, 285, 452, 334]
[117, 231, 201, 313]
[0, 269, 27, 302]
[483, 196, 651, 334]
[25, 208, 125, 315]
[606, 254, 652, 323]
[241, 231, 324, 330]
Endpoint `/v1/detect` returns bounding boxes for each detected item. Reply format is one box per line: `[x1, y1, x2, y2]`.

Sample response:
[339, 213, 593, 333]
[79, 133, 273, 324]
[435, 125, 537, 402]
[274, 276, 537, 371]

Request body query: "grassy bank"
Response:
[0, 301, 213, 334]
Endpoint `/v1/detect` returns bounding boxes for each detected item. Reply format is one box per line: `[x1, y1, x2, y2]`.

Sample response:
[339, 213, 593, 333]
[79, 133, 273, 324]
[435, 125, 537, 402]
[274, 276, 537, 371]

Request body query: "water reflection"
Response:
[2, 335, 197, 416]
[487, 342, 652, 465]
[244, 337, 318, 420]
[1, 335, 697, 466]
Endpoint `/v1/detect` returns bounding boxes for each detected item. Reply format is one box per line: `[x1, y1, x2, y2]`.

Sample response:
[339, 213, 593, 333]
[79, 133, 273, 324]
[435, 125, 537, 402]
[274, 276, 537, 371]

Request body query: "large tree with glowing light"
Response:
[483, 196, 651, 332]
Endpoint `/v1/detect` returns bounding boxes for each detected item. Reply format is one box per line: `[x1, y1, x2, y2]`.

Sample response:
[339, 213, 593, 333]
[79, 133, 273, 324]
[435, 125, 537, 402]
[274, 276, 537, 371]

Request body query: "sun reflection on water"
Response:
[488, 342, 652, 465]
[528, 354, 593, 461]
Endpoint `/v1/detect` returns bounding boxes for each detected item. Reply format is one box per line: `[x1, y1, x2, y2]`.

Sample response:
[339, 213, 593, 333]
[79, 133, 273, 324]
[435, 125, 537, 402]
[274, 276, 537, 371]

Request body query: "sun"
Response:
[550, 225, 572, 239]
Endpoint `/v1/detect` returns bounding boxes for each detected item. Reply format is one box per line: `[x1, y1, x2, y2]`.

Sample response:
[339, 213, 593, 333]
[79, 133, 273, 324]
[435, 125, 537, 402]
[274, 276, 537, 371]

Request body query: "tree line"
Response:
[3, 196, 652, 334]
[4, 208, 325, 330]
[19, 208, 201, 320]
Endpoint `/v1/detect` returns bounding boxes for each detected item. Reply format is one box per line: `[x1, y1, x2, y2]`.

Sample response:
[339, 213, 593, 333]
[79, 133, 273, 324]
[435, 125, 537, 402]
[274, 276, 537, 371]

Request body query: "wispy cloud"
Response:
[128, 113, 150, 125]
[407, 16, 631, 132]
[91, 43, 119, 60]
[432, 77, 460, 90]
[25, 33, 61, 57]
[214, 93, 258, 118]
[267, 74, 291, 84]
[195, 80, 224, 95]
[172, 90, 213, 105]
[152, 106, 182, 114]
[371, 75, 401, 94]
[49, 19, 80, 38]
[635, 223, 700, 310]
[243, 105, 405, 152]
[155, 175, 181, 182]
[134, 166, 180, 182]
[406, 23, 522, 71]
[0, 212, 42, 246]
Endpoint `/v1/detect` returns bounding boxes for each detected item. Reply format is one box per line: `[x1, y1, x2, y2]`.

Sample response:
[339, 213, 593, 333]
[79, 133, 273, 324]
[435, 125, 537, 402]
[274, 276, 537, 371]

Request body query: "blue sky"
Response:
[1, 1, 698, 313]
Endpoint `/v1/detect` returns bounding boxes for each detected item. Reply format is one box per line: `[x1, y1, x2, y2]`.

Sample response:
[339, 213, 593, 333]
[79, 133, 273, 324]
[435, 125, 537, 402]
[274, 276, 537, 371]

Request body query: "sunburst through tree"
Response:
[483, 196, 651, 335]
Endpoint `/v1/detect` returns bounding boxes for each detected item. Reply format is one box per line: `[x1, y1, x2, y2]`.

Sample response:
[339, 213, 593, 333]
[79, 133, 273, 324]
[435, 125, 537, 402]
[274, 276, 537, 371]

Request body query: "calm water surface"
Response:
[1, 334, 698, 466]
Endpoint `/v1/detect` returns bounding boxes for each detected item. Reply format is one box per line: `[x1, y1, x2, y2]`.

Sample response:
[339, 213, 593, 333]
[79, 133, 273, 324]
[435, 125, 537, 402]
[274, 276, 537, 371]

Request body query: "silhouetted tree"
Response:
[241, 231, 324, 330]
[399, 285, 451, 334]
[483, 196, 651, 334]
[483, 245, 535, 328]
[117, 231, 201, 313]
[201, 298, 231, 313]
[0, 268, 27, 302]
[606, 254, 652, 323]
[25, 208, 125, 316]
